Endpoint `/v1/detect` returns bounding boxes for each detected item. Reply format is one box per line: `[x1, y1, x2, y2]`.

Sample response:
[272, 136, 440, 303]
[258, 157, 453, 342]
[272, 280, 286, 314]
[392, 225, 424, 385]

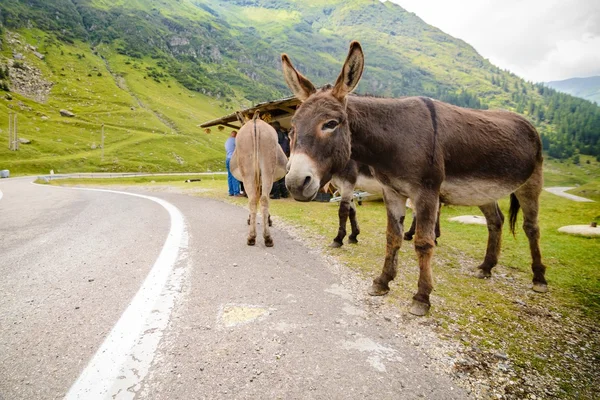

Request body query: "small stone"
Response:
[494, 352, 509, 360]
[233, 263, 238, 267]
[59, 109, 75, 117]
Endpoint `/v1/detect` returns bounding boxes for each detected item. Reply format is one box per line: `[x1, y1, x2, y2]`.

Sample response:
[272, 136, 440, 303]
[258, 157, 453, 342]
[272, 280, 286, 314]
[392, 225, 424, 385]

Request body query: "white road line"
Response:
[45, 187, 189, 400]
[0, 188, 3, 201]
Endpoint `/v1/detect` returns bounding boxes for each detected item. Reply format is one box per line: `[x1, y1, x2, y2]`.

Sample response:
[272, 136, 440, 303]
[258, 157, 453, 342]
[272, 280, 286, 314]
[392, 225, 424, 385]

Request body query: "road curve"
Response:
[544, 186, 594, 202]
[0, 178, 173, 399]
[0, 179, 469, 400]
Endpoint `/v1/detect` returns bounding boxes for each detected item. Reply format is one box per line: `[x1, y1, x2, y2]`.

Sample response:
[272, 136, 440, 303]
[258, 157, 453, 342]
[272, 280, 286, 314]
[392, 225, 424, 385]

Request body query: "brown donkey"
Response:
[282, 41, 547, 315]
[230, 112, 288, 247]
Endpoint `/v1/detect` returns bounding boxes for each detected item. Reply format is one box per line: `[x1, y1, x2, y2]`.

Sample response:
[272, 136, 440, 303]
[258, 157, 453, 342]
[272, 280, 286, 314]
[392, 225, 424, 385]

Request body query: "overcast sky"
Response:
[386, 0, 600, 83]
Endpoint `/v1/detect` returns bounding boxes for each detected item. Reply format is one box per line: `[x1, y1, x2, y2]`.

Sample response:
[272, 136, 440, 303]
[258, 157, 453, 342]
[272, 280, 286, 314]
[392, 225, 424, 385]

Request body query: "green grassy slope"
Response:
[0, 29, 230, 174]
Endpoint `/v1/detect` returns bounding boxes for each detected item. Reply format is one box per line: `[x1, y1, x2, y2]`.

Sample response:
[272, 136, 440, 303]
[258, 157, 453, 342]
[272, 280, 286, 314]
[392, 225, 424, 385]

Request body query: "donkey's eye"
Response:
[322, 120, 339, 131]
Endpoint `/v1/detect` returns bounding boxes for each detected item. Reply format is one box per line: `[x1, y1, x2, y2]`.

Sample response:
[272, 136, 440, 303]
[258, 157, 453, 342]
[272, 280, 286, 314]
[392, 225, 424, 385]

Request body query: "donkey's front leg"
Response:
[410, 193, 439, 316]
[369, 190, 406, 296]
[348, 200, 361, 244]
[331, 199, 350, 248]
[331, 181, 354, 248]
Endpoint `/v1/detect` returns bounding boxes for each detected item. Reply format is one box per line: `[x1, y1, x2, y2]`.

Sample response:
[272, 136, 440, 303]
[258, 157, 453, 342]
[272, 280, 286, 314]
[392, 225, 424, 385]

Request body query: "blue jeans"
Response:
[226, 158, 240, 195]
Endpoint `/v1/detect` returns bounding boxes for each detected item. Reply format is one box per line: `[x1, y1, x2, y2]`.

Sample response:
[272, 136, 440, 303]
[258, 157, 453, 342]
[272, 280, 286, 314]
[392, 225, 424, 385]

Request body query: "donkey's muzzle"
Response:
[285, 173, 319, 202]
[285, 153, 321, 202]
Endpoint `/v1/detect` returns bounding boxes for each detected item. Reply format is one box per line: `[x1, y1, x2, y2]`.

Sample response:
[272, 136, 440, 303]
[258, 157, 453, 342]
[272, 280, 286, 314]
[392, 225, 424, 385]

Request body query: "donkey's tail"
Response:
[508, 193, 520, 237]
[252, 111, 261, 197]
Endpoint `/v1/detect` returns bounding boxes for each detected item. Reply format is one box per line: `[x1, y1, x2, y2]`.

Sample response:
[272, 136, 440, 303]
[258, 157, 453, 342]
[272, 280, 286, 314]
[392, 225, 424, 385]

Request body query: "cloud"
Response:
[385, 0, 600, 82]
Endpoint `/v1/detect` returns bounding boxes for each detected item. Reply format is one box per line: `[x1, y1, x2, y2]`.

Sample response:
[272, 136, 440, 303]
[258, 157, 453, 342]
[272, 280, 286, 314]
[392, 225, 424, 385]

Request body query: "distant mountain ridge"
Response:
[545, 76, 600, 105]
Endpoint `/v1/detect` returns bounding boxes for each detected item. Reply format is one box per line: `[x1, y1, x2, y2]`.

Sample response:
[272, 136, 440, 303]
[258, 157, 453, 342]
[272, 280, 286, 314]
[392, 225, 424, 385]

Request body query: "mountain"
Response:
[545, 76, 600, 105]
[0, 0, 599, 174]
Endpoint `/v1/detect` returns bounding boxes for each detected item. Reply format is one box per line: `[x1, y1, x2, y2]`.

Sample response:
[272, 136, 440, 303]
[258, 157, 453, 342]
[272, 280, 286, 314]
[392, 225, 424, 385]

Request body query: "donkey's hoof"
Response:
[475, 268, 492, 279]
[403, 234, 413, 241]
[532, 282, 548, 293]
[368, 282, 389, 296]
[247, 237, 256, 246]
[409, 300, 430, 316]
[329, 241, 343, 248]
[348, 237, 359, 244]
[265, 237, 274, 247]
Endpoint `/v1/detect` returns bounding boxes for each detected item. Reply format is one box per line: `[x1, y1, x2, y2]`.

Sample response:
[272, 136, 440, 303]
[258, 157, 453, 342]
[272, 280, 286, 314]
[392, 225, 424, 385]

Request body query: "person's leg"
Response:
[226, 158, 234, 196]
[232, 177, 240, 195]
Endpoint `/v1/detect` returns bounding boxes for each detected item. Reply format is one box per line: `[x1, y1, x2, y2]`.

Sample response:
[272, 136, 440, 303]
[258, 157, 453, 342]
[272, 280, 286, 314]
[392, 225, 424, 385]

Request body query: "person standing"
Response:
[225, 130, 241, 196]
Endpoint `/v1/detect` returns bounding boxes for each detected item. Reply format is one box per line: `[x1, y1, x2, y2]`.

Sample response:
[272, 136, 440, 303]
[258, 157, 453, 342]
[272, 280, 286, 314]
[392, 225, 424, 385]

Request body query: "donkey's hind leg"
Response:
[246, 183, 258, 246]
[514, 169, 547, 292]
[476, 202, 504, 279]
[261, 181, 274, 247]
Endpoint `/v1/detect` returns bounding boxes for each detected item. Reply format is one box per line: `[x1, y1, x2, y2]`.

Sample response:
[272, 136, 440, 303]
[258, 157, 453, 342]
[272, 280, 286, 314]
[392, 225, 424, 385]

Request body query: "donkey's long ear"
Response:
[332, 41, 364, 101]
[281, 53, 316, 102]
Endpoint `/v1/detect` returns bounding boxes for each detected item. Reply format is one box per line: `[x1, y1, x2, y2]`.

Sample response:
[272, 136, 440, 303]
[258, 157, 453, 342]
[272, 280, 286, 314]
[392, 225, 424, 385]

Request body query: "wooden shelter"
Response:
[199, 96, 300, 130]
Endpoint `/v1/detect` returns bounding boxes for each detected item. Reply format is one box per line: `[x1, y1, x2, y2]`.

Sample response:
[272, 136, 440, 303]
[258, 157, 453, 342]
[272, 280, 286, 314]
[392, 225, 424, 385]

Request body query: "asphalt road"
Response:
[0, 178, 468, 400]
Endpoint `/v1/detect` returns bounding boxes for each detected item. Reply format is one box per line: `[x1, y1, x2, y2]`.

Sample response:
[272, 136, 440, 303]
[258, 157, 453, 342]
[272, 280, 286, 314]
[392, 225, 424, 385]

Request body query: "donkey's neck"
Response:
[346, 95, 409, 166]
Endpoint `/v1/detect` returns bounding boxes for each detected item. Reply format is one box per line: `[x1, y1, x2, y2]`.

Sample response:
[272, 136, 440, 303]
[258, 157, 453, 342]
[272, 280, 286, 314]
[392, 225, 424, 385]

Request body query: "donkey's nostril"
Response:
[303, 176, 312, 188]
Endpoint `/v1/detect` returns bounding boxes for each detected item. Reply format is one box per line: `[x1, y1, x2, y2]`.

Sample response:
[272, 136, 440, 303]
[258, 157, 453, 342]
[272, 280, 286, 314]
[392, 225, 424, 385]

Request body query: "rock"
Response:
[41, 116, 48, 120]
[558, 225, 600, 237]
[60, 109, 75, 117]
[18, 138, 31, 144]
[5, 93, 12, 100]
[90, 143, 96, 149]
[33, 51, 45, 60]
[448, 215, 487, 225]
[13, 53, 24, 60]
